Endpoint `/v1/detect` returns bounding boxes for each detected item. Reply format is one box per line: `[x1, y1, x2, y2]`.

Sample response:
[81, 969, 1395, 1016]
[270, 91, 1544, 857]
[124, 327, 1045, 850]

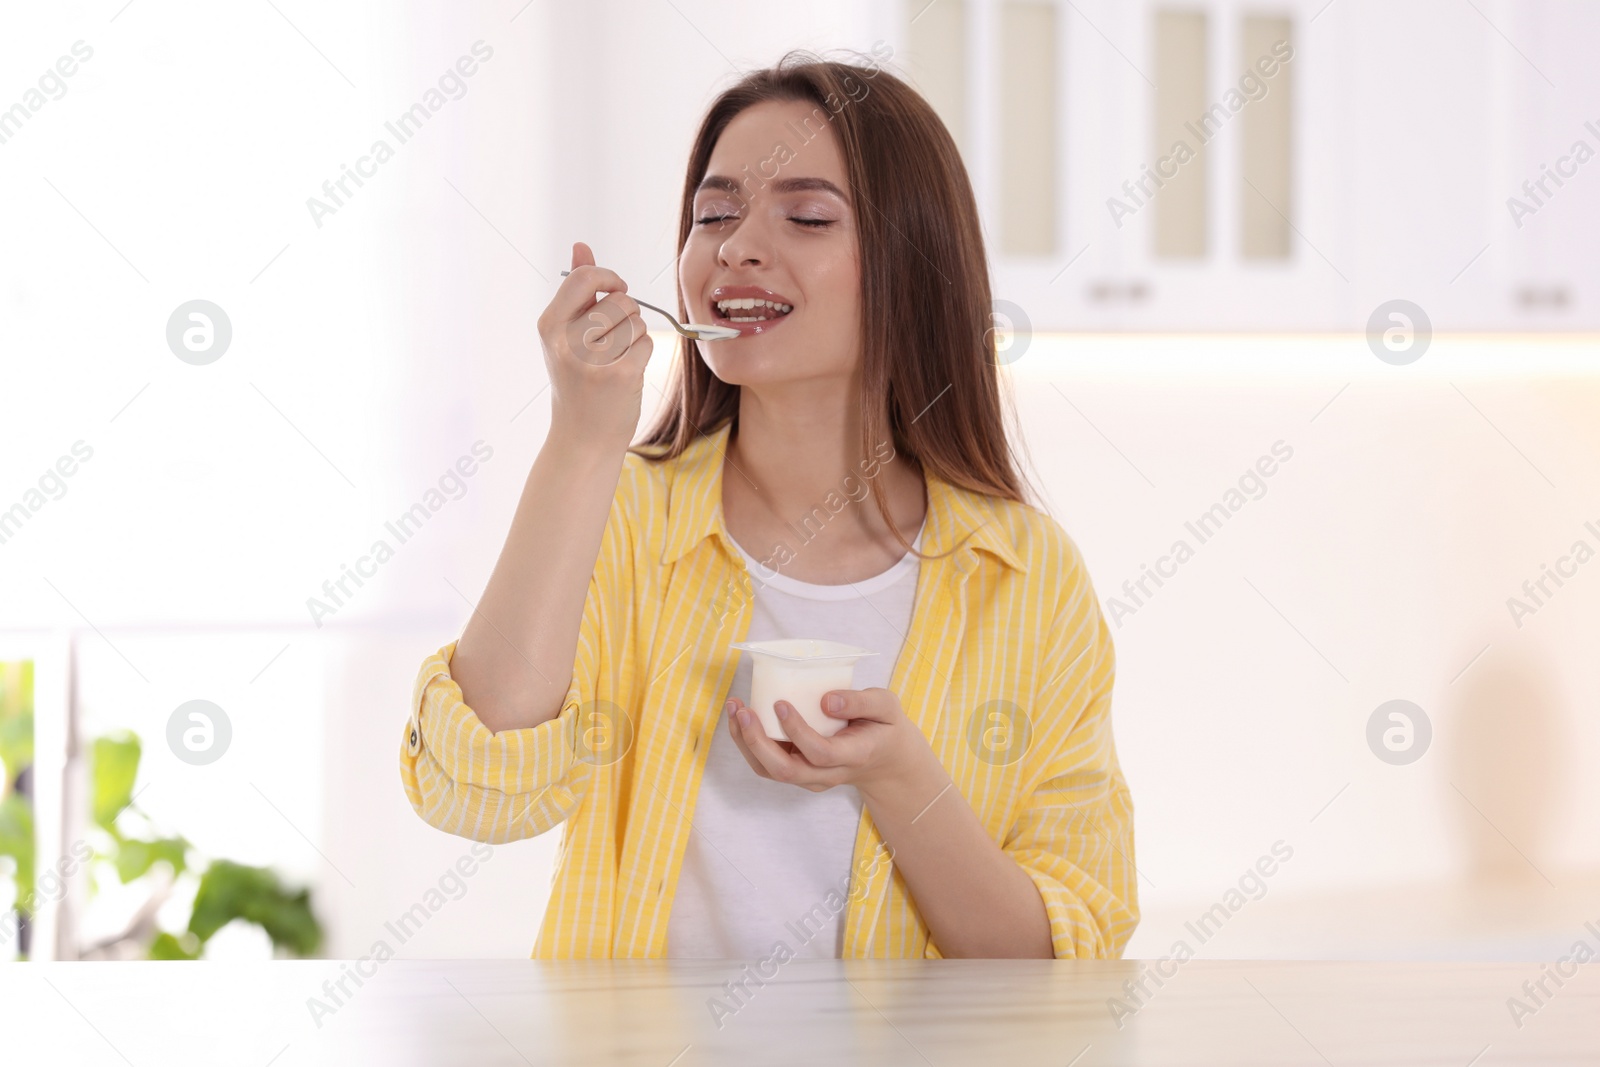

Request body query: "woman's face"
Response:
[679, 98, 860, 389]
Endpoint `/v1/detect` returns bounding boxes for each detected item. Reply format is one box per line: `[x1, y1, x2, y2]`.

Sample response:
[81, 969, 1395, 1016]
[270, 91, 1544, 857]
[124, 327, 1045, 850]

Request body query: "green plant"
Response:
[0, 661, 324, 961]
[0, 661, 36, 958]
[87, 730, 324, 960]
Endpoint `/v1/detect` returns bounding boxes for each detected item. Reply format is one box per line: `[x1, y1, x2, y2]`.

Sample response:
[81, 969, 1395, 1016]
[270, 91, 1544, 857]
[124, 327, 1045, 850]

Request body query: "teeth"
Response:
[715, 297, 792, 314]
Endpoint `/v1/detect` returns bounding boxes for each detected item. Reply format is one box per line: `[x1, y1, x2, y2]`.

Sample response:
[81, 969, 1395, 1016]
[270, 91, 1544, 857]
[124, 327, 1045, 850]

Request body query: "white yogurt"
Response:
[729, 639, 879, 741]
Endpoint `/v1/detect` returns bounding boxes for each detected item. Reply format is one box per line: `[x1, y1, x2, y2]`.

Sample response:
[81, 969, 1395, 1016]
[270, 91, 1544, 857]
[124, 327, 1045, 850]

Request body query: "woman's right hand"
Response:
[537, 241, 655, 450]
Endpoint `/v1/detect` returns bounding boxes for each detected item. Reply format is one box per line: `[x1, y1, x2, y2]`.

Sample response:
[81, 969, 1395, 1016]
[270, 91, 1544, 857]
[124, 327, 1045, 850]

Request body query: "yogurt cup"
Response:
[729, 639, 879, 741]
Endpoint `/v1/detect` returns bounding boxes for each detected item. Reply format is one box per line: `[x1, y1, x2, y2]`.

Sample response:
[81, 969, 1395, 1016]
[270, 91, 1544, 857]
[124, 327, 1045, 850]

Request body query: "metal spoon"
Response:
[557, 270, 739, 341]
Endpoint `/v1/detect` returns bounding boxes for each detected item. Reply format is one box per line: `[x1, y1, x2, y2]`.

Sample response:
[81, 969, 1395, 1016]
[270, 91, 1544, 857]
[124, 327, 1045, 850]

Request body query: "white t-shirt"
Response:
[665, 518, 925, 959]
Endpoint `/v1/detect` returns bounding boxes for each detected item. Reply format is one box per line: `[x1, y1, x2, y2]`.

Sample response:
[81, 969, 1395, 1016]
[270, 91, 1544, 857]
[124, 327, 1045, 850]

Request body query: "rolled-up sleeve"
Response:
[399, 641, 595, 843]
[1002, 555, 1139, 959]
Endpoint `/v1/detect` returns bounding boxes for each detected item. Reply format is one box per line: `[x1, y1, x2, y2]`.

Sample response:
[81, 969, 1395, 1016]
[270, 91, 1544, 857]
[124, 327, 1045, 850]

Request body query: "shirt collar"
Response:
[656, 420, 1027, 574]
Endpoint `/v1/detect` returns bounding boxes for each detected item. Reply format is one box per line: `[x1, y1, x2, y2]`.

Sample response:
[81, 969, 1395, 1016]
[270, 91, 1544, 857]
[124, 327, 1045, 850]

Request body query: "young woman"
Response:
[400, 53, 1138, 961]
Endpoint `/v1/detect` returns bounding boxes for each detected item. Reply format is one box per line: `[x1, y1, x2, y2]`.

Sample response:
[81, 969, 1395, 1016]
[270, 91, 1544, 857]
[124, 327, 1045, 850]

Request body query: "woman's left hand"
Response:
[724, 689, 933, 797]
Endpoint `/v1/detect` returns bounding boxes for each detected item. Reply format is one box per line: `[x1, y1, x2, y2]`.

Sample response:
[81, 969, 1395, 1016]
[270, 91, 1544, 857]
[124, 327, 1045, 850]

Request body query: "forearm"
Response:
[860, 752, 1054, 959]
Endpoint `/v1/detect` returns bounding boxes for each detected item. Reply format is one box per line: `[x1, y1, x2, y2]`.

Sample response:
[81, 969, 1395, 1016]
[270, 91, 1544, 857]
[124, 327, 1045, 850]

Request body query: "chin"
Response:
[699, 329, 854, 385]
[699, 335, 784, 374]
[701, 352, 781, 388]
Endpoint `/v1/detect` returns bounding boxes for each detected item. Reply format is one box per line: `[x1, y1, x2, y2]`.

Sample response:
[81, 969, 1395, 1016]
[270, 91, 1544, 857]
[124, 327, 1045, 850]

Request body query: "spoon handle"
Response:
[557, 269, 693, 337]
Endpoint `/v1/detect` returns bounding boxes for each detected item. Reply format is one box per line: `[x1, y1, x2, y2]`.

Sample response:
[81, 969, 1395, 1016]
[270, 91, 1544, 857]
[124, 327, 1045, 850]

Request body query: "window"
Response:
[1153, 9, 1209, 258]
[998, 1, 1060, 255]
[907, 0, 969, 154]
[1240, 14, 1293, 259]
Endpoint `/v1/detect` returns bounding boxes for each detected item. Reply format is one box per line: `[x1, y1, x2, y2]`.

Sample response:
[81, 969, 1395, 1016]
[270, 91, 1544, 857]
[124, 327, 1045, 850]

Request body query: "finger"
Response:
[570, 306, 647, 366]
[563, 241, 616, 293]
[725, 701, 773, 780]
[611, 324, 654, 374]
[570, 292, 642, 343]
[550, 261, 630, 325]
[574, 305, 645, 352]
[737, 706, 806, 783]
[591, 291, 641, 324]
[823, 688, 896, 725]
[731, 696, 779, 744]
[774, 701, 836, 768]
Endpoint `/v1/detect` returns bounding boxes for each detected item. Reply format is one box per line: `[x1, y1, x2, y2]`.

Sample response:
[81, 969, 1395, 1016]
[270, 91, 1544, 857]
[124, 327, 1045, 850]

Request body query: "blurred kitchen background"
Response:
[2, 0, 1597, 964]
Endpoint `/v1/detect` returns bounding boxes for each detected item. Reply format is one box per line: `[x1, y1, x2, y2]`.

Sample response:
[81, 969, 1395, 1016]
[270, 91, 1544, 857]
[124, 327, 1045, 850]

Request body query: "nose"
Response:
[718, 240, 763, 269]
[717, 212, 771, 270]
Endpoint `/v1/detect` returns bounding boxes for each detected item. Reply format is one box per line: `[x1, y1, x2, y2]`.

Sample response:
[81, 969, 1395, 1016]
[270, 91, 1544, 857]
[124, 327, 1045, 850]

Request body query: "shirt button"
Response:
[406, 717, 422, 756]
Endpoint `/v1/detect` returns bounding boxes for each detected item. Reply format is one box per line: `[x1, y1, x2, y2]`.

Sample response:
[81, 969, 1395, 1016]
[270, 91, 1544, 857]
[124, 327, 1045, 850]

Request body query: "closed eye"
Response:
[697, 215, 832, 227]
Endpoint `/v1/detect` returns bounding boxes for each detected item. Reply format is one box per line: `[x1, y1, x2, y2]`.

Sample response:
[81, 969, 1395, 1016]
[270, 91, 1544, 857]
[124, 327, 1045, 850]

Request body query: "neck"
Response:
[725, 386, 922, 540]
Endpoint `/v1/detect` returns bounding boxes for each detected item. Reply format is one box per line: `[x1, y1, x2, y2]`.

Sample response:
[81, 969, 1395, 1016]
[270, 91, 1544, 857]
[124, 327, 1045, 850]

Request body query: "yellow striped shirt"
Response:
[399, 419, 1138, 958]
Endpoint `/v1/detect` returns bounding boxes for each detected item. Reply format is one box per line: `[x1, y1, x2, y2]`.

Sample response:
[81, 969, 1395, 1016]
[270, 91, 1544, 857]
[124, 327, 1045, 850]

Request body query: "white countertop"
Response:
[4, 958, 1596, 1065]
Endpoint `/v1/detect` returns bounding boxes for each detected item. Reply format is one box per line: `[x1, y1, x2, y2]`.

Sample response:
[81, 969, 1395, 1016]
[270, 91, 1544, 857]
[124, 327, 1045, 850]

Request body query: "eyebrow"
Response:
[695, 174, 849, 201]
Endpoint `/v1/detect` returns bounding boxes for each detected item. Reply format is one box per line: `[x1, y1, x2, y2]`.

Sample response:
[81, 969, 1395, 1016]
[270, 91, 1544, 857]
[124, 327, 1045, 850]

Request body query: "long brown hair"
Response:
[631, 50, 1033, 560]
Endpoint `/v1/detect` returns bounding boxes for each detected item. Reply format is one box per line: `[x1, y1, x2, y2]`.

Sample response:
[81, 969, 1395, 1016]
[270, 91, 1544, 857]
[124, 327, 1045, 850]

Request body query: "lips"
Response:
[708, 285, 795, 336]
